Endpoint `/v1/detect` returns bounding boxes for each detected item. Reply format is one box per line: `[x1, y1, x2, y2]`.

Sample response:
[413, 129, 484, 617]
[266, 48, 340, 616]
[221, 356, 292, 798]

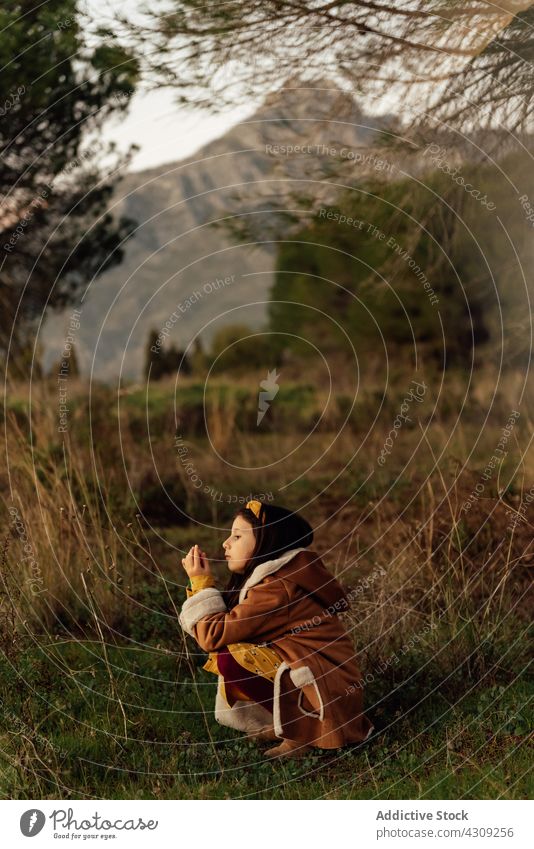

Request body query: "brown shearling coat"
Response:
[179, 547, 374, 749]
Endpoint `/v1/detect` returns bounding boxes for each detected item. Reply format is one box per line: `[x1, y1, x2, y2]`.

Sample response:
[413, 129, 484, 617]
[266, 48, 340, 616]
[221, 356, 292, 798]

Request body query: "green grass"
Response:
[1, 371, 532, 798]
[1, 639, 531, 800]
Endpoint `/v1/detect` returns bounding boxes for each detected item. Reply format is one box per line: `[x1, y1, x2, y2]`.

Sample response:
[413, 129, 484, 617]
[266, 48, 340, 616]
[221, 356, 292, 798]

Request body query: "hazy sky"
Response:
[83, 0, 256, 171]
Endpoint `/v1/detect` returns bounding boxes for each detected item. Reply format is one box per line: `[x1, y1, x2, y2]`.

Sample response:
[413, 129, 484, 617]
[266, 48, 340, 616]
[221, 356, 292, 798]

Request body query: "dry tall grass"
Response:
[1, 369, 532, 687]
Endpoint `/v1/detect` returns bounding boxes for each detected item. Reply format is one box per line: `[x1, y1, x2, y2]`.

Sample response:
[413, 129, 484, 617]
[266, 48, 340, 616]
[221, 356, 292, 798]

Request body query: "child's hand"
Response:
[181, 544, 212, 578]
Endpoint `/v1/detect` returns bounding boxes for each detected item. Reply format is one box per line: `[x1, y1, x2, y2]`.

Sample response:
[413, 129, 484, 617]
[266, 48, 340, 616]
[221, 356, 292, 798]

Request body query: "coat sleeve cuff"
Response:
[179, 587, 227, 636]
[190, 574, 216, 592]
[185, 574, 216, 598]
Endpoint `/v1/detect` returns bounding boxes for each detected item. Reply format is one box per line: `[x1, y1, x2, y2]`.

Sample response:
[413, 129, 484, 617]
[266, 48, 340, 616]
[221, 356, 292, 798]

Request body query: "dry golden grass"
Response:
[1, 368, 532, 669]
[0, 368, 532, 800]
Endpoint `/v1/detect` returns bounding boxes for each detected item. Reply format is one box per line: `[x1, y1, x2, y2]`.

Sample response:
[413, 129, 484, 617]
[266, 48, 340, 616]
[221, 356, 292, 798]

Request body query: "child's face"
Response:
[222, 518, 256, 574]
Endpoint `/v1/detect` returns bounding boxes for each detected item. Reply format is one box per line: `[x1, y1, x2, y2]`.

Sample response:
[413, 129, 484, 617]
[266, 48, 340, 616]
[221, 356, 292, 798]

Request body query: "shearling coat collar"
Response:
[238, 547, 308, 603]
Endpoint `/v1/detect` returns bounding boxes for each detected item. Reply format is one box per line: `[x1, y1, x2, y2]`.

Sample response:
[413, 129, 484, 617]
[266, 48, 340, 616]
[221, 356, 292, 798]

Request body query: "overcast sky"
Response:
[82, 0, 256, 171]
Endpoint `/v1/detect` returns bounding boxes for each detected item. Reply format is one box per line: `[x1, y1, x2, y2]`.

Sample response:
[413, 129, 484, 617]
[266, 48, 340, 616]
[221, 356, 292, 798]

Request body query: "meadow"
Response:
[0, 366, 532, 798]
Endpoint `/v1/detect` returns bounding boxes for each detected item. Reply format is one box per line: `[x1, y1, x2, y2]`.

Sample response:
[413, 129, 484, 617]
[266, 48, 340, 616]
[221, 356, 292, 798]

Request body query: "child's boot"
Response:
[264, 738, 313, 759]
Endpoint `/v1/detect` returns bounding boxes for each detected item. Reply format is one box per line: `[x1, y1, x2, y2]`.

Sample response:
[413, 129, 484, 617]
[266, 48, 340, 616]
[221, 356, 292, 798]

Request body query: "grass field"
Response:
[1, 368, 532, 798]
[0, 640, 531, 799]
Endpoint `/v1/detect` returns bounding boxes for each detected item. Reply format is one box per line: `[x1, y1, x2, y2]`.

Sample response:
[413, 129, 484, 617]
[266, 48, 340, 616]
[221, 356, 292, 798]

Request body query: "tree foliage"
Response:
[118, 1, 534, 140]
[0, 0, 140, 359]
[144, 329, 192, 380]
[208, 323, 280, 374]
[266, 160, 532, 370]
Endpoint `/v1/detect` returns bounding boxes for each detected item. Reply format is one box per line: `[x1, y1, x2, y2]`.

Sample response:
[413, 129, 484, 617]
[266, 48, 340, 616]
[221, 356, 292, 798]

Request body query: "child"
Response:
[179, 499, 373, 759]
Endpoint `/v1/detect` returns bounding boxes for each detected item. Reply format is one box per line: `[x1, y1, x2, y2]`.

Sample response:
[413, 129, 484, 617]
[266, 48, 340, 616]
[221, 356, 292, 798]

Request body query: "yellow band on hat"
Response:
[246, 499, 266, 523]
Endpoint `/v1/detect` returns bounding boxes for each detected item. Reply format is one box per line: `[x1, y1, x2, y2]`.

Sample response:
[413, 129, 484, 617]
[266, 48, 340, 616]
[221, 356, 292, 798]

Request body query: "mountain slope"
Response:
[41, 83, 390, 381]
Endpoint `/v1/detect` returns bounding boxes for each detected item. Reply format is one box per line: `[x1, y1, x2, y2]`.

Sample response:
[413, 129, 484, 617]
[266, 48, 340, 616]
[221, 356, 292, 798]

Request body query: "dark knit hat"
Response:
[242, 499, 314, 552]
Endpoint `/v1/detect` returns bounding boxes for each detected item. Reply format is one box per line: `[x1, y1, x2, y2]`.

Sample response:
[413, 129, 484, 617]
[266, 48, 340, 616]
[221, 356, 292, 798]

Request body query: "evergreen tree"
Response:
[121, 1, 534, 143]
[208, 323, 276, 374]
[144, 330, 162, 380]
[0, 0, 140, 369]
[268, 168, 501, 369]
[144, 329, 191, 380]
[190, 336, 207, 376]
